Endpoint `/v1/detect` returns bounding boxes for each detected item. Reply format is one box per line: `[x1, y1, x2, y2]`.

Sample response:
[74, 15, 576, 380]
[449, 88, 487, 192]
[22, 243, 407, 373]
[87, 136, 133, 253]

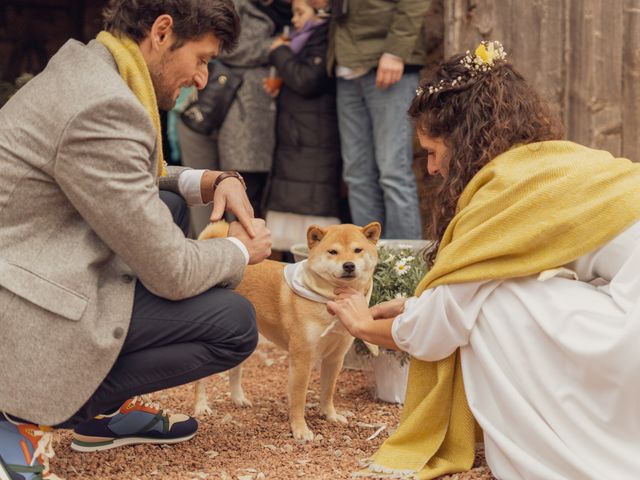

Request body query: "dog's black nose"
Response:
[343, 262, 355, 274]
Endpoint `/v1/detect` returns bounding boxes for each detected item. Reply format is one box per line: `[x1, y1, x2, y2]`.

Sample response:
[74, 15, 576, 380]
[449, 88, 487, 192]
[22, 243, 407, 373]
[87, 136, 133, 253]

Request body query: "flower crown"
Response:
[416, 40, 507, 97]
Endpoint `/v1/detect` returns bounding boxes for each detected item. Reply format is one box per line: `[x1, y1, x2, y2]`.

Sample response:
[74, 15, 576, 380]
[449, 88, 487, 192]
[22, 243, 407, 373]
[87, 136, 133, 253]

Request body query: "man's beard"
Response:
[149, 53, 177, 111]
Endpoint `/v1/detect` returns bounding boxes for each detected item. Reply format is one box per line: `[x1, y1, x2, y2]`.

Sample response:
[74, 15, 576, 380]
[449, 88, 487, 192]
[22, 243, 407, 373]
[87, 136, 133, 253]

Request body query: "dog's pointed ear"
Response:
[307, 225, 327, 249]
[361, 222, 382, 244]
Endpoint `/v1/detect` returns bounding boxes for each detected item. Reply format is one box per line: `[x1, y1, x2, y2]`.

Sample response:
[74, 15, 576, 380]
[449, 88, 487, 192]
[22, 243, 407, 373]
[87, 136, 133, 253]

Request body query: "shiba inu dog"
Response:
[194, 222, 381, 441]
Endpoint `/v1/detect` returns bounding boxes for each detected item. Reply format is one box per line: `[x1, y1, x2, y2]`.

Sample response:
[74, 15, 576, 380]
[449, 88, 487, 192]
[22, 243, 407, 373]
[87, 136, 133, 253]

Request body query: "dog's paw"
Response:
[291, 424, 315, 442]
[231, 393, 253, 407]
[324, 411, 348, 425]
[194, 403, 213, 417]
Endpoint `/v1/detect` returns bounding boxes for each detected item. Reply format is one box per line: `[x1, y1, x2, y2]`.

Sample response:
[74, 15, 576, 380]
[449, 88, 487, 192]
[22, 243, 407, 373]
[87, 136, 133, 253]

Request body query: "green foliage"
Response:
[354, 246, 429, 364]
[370, 246, 428, 306]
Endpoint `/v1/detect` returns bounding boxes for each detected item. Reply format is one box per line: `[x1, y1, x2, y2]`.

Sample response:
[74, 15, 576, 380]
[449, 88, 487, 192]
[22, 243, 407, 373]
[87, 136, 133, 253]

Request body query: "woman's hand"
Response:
[327, 287, 402, 351]
[370, 297, 407, 320]
[326, 287, 372, 337]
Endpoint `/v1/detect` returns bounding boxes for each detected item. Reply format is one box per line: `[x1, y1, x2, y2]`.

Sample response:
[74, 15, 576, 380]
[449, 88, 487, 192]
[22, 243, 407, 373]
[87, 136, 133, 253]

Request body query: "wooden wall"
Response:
[445, 0, 640, 161]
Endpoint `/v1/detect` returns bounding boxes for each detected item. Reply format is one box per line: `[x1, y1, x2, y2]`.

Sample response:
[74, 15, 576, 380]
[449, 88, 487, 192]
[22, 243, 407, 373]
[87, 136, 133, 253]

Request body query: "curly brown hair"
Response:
[409, 52, 564, 266]
[102, 0, 240, 53]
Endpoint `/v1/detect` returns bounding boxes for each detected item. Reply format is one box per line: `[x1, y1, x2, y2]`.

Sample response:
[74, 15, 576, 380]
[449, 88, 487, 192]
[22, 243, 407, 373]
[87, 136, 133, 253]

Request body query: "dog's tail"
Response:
[197, 221, 230, 240]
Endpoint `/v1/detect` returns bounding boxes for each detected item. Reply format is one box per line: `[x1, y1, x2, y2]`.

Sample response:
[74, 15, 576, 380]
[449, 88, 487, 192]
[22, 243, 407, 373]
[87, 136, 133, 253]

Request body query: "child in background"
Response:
[263, 0, 344, 259]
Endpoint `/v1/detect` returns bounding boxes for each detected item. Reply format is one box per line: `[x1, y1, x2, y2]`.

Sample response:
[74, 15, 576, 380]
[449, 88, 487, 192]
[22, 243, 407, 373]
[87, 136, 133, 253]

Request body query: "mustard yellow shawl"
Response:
[361, 140, 640, 478]
[97, 31, 166, 177]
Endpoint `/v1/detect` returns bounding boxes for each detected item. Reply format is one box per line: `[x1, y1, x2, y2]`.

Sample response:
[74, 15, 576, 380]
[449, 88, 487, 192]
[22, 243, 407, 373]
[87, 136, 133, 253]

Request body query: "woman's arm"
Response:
[329, 281, 497, 361]
[326, 287, 401, 350]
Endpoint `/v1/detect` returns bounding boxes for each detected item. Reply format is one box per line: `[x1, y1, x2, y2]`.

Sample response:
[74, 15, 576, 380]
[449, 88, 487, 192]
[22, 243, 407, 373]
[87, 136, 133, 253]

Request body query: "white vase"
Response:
[342, 344, 373, 371]
[371, 350, 409, 404]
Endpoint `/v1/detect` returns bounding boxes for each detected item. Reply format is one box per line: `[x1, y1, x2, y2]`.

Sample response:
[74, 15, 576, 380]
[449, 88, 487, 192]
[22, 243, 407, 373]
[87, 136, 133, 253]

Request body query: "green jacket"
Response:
[328, 0, 430, 72]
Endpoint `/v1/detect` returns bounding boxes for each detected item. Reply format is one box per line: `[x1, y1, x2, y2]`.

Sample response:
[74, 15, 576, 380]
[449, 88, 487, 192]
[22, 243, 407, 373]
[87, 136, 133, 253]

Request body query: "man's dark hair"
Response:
[102, 0, 240, 53]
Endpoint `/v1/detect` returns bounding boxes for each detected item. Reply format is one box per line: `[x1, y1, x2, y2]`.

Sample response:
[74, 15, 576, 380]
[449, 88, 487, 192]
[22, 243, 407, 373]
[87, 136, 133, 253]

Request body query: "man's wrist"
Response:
[381, 52, 403, 62]
[213, 171, 246, 195]
[200, 170, 246, 203]
[200, 170, 218, 204]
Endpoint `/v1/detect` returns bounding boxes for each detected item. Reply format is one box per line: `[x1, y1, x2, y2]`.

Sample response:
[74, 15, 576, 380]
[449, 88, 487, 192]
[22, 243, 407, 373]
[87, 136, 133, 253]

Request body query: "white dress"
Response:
[391, 221, 640, 480]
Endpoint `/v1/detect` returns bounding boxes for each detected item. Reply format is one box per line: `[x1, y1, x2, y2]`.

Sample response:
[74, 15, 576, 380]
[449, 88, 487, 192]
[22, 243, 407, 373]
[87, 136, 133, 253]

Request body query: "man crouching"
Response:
[0, 1, 272, 478]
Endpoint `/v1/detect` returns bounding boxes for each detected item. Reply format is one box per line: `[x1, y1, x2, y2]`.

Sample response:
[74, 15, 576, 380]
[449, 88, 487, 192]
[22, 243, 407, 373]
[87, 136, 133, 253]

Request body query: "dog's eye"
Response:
[354, 248, 363, 253]
[328, 249, 338, 255]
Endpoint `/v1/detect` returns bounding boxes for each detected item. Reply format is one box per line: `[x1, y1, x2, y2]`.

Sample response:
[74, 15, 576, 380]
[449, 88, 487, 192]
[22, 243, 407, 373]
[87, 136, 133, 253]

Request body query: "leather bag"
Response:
[181, 62, 243, 135]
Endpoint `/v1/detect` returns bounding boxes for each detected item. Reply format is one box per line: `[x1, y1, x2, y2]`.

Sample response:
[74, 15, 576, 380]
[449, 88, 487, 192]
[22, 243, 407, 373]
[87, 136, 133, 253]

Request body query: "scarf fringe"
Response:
[351, 458, 419, 479]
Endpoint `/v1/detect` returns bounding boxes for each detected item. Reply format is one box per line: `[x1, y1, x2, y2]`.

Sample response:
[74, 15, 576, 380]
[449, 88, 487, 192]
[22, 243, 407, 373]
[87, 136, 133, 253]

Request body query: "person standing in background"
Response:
[328, 0, 430, 239]
[178, 0, 292, 236]
[262, 0, 344, 258]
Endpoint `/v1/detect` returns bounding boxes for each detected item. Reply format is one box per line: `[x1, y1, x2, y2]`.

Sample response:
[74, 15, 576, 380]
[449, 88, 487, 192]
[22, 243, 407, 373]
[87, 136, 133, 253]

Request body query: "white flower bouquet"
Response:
[354, 245, 429, 365]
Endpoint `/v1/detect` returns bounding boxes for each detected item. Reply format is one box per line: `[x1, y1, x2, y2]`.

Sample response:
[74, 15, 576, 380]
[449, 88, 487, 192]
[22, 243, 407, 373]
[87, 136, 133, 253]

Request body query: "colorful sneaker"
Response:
[0, 414, 62, 480]
[71, 397, 197, 452]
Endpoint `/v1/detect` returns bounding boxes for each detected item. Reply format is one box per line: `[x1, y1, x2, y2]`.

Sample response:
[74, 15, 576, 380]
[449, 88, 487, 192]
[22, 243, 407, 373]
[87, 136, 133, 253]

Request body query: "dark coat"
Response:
[266, 22, 343, 218]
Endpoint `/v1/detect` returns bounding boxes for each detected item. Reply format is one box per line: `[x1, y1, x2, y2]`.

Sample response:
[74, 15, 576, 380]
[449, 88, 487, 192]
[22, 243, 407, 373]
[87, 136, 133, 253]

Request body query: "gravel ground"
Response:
[51, 340, 495, 480]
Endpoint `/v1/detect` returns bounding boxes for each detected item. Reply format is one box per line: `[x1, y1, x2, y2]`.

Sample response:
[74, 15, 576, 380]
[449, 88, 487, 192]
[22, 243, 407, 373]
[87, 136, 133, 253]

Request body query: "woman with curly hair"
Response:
[328, 42, 640, 480]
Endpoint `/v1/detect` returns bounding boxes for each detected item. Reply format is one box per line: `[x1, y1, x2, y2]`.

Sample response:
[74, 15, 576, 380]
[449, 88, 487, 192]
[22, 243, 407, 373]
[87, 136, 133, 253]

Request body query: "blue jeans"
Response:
[337, 71, 422, 239]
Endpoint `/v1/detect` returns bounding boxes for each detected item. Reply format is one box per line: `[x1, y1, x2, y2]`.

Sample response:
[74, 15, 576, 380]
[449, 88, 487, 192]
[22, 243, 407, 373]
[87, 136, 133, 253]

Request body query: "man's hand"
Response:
[228, 219, 272, 264]
[375, 54, 404, 90]
[326, 287, 373, 337]
[370, 297, 407, 320]
[202, 171, 256, 237]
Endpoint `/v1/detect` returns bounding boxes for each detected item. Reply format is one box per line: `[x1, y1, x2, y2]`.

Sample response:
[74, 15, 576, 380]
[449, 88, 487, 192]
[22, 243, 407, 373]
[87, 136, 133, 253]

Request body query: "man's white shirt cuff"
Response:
[178, 169, 206, 206]
[226, 237, 250, 265]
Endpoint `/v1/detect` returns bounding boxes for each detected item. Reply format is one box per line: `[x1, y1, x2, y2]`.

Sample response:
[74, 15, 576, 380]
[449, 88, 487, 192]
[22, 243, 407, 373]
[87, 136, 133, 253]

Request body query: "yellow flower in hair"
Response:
[475, 43, 490, 64]
[474, 41, 505, 66]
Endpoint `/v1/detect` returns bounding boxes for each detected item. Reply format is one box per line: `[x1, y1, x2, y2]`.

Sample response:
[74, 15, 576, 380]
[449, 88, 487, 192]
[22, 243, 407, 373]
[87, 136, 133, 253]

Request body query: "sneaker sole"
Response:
[70, 432, 196, 453]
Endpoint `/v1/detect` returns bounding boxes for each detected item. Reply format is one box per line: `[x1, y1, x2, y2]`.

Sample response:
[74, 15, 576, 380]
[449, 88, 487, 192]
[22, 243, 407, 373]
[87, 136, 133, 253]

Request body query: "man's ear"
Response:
[307, 225, 327, 249]
[362, 222, 382, 244]
[150, 14, 174, 49]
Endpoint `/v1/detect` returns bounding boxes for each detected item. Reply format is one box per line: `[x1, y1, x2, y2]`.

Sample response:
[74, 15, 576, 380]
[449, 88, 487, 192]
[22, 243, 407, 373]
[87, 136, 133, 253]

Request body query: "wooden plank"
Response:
[622, 0, 640, 161]
[567, 0, 623, 154]
[508, 0, 567, 119]
[445, 1, 566, 118]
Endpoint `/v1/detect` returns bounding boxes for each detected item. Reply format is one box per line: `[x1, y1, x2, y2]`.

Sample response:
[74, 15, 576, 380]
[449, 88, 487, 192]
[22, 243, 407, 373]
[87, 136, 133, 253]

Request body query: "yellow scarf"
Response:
[97, 31, 166, 177]
[361, 140, 640, 479]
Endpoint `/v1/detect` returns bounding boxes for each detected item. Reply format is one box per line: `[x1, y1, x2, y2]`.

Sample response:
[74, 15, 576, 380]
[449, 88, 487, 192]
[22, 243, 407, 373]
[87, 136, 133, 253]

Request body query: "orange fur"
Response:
[193, 221, 381, 441]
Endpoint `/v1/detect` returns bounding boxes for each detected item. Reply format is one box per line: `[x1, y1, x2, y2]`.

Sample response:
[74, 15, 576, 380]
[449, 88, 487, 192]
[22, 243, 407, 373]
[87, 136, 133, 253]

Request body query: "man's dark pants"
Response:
[56, 191, 258, 428]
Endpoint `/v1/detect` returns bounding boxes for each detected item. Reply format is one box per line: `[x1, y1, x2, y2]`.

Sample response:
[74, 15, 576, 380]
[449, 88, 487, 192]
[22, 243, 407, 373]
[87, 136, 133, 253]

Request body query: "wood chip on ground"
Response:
[51, 340, 495, 479]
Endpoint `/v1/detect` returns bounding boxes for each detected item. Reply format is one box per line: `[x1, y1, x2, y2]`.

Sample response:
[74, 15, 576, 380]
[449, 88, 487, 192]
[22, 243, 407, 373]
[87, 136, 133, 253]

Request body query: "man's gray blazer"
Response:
[0, 40, 246, 425]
